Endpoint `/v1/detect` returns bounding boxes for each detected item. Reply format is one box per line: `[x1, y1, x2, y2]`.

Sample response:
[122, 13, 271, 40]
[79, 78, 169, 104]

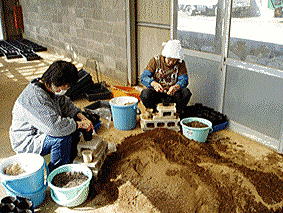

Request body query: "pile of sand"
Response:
[93, 128, 283, 213]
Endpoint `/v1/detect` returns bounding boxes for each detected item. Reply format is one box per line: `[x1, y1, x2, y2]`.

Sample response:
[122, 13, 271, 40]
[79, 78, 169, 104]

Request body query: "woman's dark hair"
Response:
[41, 60, 79, 87]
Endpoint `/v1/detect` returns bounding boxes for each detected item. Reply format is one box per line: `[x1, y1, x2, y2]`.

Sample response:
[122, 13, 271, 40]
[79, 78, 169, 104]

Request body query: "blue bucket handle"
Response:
[136, 107, 141, 114]
[43, 161, 49, 185]
[2, 181, 47, 197]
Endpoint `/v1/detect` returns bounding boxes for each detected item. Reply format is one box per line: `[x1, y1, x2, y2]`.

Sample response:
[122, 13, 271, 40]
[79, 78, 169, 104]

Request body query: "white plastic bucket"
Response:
[47, 164, 92, 207]
[109, 96, 138, 130]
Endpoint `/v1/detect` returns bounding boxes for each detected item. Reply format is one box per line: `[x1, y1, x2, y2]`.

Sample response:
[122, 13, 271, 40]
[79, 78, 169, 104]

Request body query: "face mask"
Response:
[55, 89, 68, 96]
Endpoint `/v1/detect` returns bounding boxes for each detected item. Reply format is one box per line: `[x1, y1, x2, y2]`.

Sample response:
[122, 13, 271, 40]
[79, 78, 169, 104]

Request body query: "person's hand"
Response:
[77, 119, 94, 131]
[76, 112, 88, 121]
[167, 84, 180, 96]
[151, 81, 164, 93]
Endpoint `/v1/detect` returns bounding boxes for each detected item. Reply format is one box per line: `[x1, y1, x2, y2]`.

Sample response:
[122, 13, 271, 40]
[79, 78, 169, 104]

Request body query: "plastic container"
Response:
[0, 153, 48, 207]
[0, 153, 47, 193]
[109, 96, 139, 130]
[47, 164, 92, 207]
[180, 103, 229, 133]
[212, 121, 228, 133]
[84, 101, 112, 129]
[85, 83, 113, 101]
[3, 185, 47, 208]
[180, 117, 213, 142]
[84, 100, 111, 111]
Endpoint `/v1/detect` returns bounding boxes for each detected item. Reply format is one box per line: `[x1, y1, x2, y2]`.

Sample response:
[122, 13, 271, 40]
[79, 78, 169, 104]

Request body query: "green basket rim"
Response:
[180, 117, 212, 130]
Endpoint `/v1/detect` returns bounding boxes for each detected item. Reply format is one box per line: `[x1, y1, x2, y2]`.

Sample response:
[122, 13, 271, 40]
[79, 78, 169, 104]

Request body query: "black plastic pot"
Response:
[0, 196, 34, 213]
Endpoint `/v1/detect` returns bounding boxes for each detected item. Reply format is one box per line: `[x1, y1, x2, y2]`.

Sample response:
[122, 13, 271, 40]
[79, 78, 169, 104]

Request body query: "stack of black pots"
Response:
[180, 103, 228, 126]
[0, 196, 33, 213]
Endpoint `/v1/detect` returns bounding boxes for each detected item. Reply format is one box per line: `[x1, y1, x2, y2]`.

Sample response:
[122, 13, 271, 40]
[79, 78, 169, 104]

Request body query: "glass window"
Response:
[177, 0, 225, 54]
[228, 0, 283, 70]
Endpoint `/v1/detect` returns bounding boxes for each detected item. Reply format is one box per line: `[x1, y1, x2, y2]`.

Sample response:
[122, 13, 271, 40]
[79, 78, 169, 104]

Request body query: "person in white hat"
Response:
[140, 40, 192, 113]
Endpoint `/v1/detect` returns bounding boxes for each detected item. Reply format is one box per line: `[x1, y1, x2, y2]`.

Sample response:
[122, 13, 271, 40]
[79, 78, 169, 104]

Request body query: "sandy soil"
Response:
[89, 128, 283, 213]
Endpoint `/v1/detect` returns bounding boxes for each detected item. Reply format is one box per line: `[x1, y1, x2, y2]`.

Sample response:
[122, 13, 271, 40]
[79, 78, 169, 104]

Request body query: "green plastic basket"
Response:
[180, 117, 213, 142]
[47, 164, 92, 207]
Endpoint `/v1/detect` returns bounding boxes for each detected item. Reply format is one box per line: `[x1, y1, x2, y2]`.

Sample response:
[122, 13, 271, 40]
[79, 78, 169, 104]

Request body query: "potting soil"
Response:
[184, 121, 208, 128]
[95, 128, 283, 213]
[4, 163, 25, 176]
[52, 172, 88, 188]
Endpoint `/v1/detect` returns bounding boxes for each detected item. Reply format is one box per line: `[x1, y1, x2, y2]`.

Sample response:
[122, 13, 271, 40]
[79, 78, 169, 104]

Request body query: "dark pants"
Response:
[140, 87, 192, 112]
[40, 131, 80, 172]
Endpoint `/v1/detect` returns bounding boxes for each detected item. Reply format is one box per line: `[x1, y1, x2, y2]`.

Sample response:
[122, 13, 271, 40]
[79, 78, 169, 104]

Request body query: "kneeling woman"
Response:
[9, 60, 93, 172]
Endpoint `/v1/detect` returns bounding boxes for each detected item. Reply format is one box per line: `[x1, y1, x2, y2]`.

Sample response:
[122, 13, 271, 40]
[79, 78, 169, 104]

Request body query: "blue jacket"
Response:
[141, 70, 188, 88]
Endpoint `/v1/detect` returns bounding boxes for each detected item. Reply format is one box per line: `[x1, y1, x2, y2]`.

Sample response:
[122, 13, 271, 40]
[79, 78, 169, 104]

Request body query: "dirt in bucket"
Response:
[4, 163, 25, 176]
[123, 102, 135, 106]
[183, 121, 208, 128]
[94, 128, 283, 213]
[52, 172, 88, 188]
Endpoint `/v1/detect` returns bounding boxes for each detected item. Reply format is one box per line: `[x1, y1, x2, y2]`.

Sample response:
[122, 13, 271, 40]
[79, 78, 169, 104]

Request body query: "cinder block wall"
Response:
[20, 0, 128, 84]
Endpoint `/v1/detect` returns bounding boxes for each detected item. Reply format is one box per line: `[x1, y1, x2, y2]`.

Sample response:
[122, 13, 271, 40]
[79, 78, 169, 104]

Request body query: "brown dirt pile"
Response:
[96, 128, 283, 213]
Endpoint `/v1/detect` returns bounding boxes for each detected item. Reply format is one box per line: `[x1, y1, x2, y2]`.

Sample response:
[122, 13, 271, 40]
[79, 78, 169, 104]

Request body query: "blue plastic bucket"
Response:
[3, 183, 47, 208]
[47, 164, 92, 207]
[109, 96, 139, 130]
[0, 153, 48, 207]
[180, 117, 213, 142]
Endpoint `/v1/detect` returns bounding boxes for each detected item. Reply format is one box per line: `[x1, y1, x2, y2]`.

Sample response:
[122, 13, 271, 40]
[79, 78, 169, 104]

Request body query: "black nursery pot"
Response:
[16, 198, 33, 210]
[1, 196, 18, 205]
[81, 129, 93, 141]
[16, 208, 33, 213]
[0, 196, 34, 213]
[0, 203, 16, 212]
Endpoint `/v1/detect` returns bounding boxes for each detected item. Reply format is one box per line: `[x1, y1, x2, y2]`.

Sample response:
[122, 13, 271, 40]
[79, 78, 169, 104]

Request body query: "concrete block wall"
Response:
[20, 0, 128, 84]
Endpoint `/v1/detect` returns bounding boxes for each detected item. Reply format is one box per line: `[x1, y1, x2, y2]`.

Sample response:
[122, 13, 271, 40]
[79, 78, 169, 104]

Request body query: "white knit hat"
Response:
[161, 40, 184, 61]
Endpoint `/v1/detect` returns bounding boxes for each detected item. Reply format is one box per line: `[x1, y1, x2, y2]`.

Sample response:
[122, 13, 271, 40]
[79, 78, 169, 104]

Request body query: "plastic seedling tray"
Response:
[84, 100, 111, 111]
[181, 103, 229, 133]
[85, 83, 112, 102]
[212, 121, 228, 133]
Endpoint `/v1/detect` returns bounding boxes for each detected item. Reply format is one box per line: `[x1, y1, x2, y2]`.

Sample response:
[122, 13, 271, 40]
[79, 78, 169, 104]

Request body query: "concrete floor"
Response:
[0, 51, 279, 212]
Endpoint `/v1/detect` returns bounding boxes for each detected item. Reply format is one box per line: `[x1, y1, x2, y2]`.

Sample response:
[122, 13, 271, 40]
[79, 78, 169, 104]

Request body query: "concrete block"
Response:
[140, 103, 180, 131]
[92, 8, 103, 20]
[115, 61, 127, 73]
[112, 35, 126, 47]
[77, 135, 107, 157]
[154, 103, 177, 118]
[112, 21, 126, 35]
[73, 152, 107, 179]
[104, 56, 116, 69]
[140, 117, 180, 131]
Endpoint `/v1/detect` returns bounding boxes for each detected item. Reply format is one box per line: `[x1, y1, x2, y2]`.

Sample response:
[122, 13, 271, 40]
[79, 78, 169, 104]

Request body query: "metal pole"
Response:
[219, 0, 233, 113]
[170, 0, 178, 39]
[126, 0, 137, 85]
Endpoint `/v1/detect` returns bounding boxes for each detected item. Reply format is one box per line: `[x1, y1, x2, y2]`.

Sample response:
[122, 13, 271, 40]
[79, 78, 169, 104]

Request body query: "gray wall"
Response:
[20, 0, 128, 84]
[136, 0, 171, 77]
